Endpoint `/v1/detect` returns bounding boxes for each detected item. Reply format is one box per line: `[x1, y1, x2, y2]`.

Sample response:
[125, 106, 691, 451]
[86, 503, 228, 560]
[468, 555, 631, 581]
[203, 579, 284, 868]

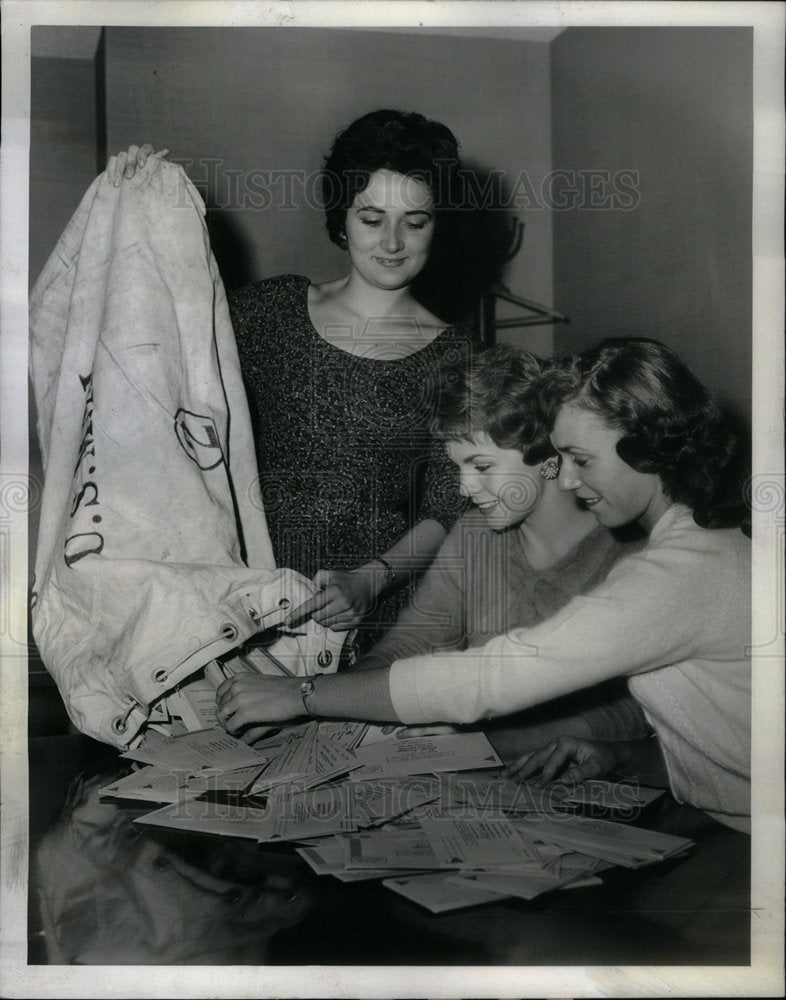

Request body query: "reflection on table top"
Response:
[27, 735, 750, 967]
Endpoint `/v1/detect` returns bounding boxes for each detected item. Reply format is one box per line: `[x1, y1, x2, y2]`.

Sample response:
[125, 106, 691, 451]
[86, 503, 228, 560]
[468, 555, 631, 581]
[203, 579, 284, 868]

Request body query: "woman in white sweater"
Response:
[217, 337, 751, 832]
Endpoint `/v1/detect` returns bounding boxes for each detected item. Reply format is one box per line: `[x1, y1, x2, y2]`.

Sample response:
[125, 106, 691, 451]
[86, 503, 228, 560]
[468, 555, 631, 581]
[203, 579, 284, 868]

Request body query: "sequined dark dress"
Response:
[229, 274, 474, 648]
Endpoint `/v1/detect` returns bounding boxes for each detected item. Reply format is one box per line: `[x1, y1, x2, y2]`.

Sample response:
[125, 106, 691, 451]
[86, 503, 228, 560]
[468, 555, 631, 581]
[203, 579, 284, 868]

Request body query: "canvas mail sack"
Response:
[30, 154, 338, 747]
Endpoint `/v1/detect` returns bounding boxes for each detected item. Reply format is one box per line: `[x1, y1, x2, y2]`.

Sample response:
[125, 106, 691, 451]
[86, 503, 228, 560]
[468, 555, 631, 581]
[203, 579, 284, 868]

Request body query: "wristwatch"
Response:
[299, 677, 317, 717]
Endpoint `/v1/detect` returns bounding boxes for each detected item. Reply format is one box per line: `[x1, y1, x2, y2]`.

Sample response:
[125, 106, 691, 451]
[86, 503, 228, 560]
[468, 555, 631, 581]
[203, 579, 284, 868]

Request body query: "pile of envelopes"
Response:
[99, 720, 692, 914]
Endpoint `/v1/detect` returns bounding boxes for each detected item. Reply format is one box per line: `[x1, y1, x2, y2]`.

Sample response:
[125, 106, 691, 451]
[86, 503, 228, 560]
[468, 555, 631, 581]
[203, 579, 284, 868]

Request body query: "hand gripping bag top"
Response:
[29, 154, 336, 747]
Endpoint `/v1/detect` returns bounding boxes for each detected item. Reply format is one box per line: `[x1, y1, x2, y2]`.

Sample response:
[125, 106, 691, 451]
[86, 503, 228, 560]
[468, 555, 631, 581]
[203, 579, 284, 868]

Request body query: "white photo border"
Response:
[2, 2, 783, 997]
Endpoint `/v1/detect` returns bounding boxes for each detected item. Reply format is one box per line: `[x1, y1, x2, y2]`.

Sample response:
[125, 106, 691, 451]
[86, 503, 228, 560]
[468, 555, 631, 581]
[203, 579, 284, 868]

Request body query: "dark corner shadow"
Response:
[413, 159, 522, 327]
[205, 207, 259, 292]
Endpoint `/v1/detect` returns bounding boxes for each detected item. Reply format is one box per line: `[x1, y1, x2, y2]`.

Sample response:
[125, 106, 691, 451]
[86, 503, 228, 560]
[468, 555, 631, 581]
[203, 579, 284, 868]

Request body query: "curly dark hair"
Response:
[321, 109, 461, 248]
[429, 343, 557, 466]
[543, 337, 750, 530]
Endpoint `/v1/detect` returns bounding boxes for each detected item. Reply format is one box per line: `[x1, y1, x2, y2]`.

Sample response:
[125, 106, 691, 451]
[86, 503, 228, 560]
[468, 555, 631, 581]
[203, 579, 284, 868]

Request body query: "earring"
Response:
[539, 457, 559, 480]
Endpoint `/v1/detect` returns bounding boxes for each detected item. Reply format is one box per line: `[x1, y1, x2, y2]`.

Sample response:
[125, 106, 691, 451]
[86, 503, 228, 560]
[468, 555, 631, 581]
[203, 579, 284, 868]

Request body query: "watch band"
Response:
[299, 677, 317, 717]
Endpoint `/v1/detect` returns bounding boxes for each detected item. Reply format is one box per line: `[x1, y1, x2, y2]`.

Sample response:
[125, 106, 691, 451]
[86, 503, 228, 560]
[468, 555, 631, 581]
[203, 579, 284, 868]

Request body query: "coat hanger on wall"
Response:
[476, 219, 569, 344]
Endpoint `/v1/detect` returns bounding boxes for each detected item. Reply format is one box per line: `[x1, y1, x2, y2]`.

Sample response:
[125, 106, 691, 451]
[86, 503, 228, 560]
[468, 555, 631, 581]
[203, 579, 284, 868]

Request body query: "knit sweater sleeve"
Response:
[365, 520, 467, 665]
[389, 507, 749, 725]
[577, 682, 653, 741]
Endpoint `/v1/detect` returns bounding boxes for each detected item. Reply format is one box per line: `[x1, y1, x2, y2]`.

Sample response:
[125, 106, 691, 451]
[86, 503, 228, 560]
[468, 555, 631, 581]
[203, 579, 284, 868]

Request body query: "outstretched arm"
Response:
[215, 666, 399, 740]
[385, 520, 746, 725]
[287, 518, 447, 631]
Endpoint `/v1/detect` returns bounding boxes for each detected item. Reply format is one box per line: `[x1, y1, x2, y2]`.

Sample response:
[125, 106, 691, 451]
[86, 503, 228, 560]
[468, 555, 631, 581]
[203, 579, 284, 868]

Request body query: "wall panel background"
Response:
[551, 27, 752, 422]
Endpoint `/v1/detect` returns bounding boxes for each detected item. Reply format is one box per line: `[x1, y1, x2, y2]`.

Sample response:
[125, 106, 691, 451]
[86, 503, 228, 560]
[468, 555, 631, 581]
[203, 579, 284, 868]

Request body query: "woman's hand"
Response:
[106, 143, 170, 186]
[288, 567, 380, 631]
[504, 735, 620, 787]
[215, 674, 303, 738]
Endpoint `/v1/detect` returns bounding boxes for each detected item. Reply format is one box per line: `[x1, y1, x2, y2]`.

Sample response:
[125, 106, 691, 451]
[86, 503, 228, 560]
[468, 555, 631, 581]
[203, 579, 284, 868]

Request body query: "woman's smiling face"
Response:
[343, 169, 435, 291]
[551, 403, 670, 532]
[445, 433, 544, 530]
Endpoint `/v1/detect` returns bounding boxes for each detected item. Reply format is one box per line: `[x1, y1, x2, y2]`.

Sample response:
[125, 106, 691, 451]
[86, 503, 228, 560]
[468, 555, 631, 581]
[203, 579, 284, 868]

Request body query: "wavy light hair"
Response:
[430, 344, 557, 466]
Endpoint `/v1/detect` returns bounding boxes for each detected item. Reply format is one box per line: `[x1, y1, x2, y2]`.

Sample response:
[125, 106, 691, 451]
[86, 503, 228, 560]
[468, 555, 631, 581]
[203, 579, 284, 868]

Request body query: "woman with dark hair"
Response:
[217, 337, 751, 833]
[113, 111, 475, 653]
[320, 109, 458, 252]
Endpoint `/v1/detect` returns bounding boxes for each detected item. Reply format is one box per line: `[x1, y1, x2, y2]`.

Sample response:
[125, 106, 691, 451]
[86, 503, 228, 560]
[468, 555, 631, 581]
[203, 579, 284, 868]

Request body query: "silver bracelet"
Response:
[372, 555, 396, 585]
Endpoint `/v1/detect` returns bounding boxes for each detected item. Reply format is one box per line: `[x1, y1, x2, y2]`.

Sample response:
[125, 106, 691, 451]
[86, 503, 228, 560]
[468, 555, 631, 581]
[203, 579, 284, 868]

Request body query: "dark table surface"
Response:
[27, 733, 750, 968]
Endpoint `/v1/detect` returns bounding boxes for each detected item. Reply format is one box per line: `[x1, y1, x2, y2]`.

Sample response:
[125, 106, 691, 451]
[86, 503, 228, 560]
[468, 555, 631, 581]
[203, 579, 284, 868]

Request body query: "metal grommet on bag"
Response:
[316, 650, 333, 669]
[222, 623, 239, 643]
[111, 698, 139, 736]
[152, 667, 168, 685]
[278, 598, 291, 610]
